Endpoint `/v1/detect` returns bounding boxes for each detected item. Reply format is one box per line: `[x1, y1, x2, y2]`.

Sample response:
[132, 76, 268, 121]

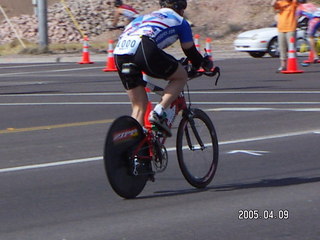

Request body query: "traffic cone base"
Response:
[103, 58, 117, 71]
[78, 56, 94, 64]
[103, 39, 117, 72]
[78, 36, 94, 64]
[281, 69, 304, 74]
[281, 37, 303, 74]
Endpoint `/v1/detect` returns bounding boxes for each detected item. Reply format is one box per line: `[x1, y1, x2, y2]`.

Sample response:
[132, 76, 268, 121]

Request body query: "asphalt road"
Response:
[0, 56, 320, 240]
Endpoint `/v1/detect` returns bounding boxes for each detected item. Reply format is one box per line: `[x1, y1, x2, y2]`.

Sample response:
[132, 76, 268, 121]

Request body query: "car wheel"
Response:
[248, 51, 266, 58]
[267, 37, 279, 58]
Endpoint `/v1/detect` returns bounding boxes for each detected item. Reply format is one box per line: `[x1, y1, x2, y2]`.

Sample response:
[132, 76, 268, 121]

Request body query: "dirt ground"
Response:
[1, 0, 320, 46]
[0, 0, 57, 18]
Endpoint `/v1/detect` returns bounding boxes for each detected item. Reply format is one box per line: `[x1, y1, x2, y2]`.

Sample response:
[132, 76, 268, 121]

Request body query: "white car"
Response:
[234, 22, 308, 58]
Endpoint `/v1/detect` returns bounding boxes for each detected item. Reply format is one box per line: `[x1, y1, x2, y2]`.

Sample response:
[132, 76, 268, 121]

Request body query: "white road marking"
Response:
[0, 63, 66, 69]
[1, 129, 319, 173]
[0, 66, 103, 77]
[1, 90, 320, 97]
[207, 108, 320, 112]
[1, 103, 320, 108]
[227, 150, 270, 156]
[0, 157, 102, 173]
[0, 92, 128, 97]
[0, 102, 131, 106]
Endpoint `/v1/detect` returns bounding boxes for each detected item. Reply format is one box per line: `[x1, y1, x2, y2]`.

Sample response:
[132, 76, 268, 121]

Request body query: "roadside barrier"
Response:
[282, 37, 304, 74]
[103, 40, 117, 72]
[78, 36, 94, 64]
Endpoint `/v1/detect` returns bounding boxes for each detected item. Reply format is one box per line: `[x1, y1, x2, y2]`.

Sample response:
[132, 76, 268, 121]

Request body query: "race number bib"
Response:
[114, 36, 141, 55]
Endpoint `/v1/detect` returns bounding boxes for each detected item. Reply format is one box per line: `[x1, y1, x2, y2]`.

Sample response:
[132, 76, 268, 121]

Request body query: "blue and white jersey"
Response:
[114, 8, 193, 55]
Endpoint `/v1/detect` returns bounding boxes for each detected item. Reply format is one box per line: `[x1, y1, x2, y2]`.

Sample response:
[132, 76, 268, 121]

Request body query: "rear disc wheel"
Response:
[104, 116, 149, 199]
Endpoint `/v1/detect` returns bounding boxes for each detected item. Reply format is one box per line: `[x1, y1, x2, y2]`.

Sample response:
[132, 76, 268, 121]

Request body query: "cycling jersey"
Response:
[114, 8, 193, 55]
[297, 4, 320, 37]
[296, 3, 318, 19]
[119, 4, 139, 21]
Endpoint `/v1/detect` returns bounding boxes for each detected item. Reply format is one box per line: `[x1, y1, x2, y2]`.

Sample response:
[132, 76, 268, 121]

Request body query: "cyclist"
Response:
[297, 0, 320, 63]
[113, 0, 213, 137]
[112, 0, 139, 28]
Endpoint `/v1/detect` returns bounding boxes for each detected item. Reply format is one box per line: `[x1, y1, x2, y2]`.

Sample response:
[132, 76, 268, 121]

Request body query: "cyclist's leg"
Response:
[115, 54, 148, 125]
[159, 64, 187, 109]
[307, 18, 320, 62]
[137, 36, 187, 110]
[127, 86, 148, 125]
[309, 36, 317, 59]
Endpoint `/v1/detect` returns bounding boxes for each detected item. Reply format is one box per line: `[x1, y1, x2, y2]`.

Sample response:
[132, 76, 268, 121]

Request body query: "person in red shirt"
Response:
[112, 0, 139, 28]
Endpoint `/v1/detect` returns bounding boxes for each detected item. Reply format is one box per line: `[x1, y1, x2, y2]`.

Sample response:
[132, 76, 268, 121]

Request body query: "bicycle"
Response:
[103, 61, 221, 199]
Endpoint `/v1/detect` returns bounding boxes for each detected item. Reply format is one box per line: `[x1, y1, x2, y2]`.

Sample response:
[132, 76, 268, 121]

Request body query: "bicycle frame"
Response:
[125, 66, 220, 175]
[129, 79, 188, 173]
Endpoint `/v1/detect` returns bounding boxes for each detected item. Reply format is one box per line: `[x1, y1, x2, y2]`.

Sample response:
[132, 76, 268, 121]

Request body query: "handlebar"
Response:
[179, 56, 221, 86]
[188, 67, 221, 86]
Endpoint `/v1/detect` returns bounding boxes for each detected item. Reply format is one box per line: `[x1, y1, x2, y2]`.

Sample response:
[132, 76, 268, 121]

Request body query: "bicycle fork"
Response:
[184, 110, 206, 151]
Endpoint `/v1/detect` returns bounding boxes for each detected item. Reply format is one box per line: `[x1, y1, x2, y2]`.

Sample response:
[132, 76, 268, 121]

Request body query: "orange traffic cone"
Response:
[199, 37, 213, 72]
[103, 40, 117, 72]
[142, 73, 153, 129]
[281, 37, 304, 74]
[144, 87, 152, 129]
[78, 36, 94, 64]
[194, 34, 201, 53]
[205, 37, 213, 60]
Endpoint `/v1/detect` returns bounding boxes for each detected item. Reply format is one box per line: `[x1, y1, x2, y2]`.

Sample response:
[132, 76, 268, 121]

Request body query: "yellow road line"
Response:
[0, 119, 113, 134]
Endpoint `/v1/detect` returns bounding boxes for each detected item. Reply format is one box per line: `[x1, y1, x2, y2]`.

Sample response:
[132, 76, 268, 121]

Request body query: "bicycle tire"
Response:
[176, 108, 219, 188]
[104, 116, 149, 199]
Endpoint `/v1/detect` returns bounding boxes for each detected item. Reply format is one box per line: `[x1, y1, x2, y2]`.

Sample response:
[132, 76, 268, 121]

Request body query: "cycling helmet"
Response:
[159, 0, 187, 11]
[114, 0, 123, 7]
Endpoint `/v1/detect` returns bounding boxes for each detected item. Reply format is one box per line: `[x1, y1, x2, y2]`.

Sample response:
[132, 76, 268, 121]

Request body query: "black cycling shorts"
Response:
[115, 36, 179, 90]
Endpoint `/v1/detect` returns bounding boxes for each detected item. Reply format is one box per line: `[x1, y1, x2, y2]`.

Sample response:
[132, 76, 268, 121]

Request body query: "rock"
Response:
[0, 0, 275, 45]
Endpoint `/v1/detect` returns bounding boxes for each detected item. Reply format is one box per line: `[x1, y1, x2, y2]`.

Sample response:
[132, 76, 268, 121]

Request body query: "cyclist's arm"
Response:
[177, 19, 204, 69]
[181, 42, 203, 69]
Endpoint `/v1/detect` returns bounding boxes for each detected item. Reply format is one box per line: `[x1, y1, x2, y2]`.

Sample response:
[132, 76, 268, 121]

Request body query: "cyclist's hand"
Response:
[201, 55, 214, 72]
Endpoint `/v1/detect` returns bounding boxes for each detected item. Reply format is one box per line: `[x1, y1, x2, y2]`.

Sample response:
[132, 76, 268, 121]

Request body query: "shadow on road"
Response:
[211, 176, 320, 192]
[137, 176, 320, 199]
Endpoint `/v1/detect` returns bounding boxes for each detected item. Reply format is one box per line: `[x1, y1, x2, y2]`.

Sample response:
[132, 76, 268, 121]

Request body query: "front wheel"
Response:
[176, 109, 219, 188]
